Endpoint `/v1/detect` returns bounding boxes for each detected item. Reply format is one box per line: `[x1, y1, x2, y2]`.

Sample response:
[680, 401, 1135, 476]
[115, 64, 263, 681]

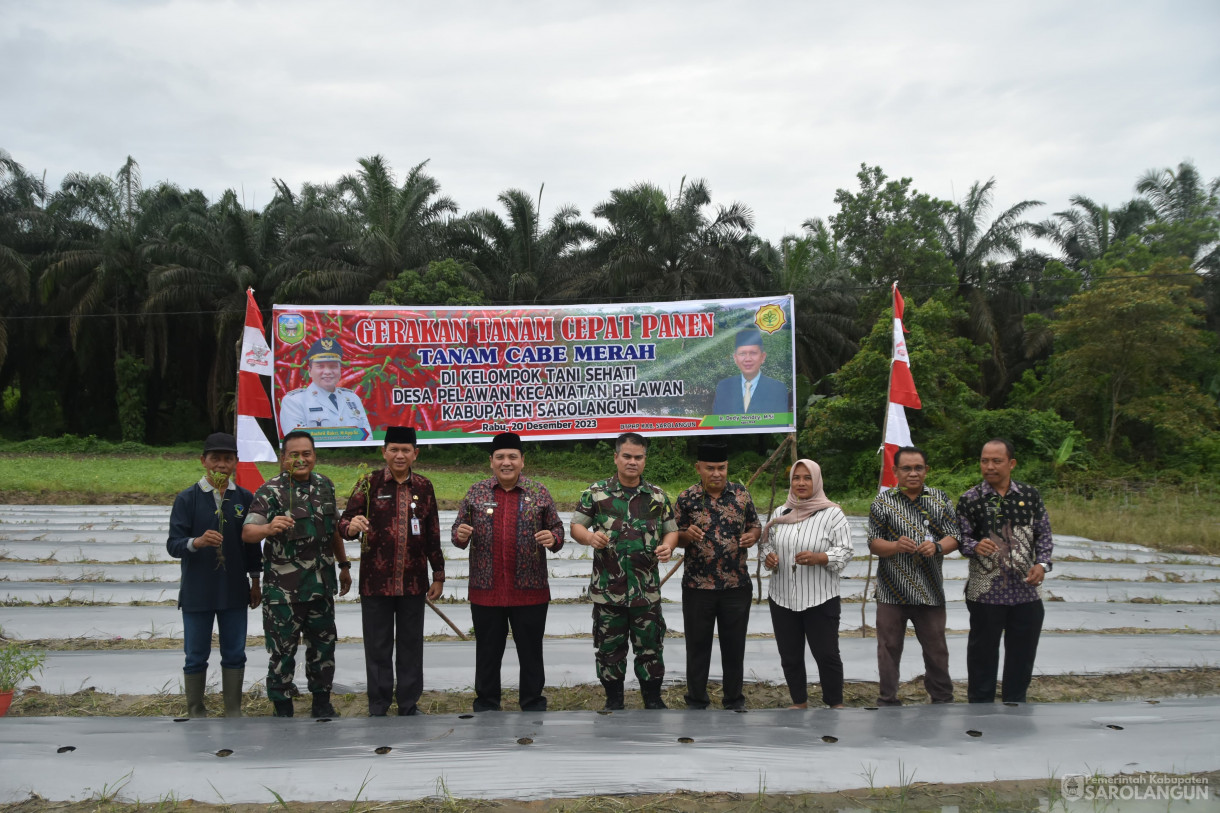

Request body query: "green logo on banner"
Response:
[277, 313, 306, 345]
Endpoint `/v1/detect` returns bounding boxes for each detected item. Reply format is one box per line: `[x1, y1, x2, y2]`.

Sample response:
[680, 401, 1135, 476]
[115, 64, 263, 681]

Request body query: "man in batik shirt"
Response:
[243, 430, 352, 718]
[867, 446, 960, 706]
[674, 442, 761, 710]
[452, 432, 565, 712]
[956, 438, 1053, 703]
[339, 426, 445, 716]
[570, 432, 679, 710]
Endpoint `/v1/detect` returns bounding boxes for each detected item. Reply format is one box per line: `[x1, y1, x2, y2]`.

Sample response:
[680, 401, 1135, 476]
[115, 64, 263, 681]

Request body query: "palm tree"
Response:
[1033, 195, 1155, 269]
[459, 186, 595, 303]
[144, 189, 268, 422]
[750, 218, 859, 382]
[937, 179, 1041, 399]
[583, 178, 757, 300]
[273, 156, 458, 303]
[41, 157, 195, 360]
[0, 150, 47, 369]
[1135, 160, 1220, 271]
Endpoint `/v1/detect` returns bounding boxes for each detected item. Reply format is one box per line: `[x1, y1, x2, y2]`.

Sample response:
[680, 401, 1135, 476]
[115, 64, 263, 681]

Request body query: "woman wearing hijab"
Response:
[760, 459, 853, 708]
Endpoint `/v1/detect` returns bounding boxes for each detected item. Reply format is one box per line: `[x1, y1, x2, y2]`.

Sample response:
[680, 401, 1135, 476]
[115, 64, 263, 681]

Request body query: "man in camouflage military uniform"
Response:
[570, 432, 679, 710]
[243, 430, 352, 717]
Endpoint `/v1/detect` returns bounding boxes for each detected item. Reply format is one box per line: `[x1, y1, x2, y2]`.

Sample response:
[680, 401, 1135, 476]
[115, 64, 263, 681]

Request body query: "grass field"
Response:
[1, 451, 1217, 553]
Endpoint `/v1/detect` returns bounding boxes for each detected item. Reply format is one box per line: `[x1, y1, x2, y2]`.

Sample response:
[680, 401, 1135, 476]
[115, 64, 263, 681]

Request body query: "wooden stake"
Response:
[426, 597, 468, 641]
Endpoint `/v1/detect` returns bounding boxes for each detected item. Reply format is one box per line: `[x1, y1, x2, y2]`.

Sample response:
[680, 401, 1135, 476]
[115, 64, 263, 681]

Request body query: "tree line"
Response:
[1, 150, 1217, 488]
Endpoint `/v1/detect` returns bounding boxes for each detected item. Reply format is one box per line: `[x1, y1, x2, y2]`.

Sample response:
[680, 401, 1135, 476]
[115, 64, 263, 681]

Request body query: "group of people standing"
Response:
[167, 430, 1051, 718]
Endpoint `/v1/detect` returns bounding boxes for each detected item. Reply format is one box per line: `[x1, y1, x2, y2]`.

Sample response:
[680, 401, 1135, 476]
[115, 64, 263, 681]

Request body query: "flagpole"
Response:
[863, 282, 900, 637]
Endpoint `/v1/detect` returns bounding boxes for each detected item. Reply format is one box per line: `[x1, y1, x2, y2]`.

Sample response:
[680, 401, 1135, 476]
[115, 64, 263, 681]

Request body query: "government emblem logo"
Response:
[277, 313, 306, 345]
[754, 304, 786, 335]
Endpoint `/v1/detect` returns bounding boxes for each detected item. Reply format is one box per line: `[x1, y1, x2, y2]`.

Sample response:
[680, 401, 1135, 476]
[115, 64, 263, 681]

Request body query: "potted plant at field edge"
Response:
[0, 642, 46, 716]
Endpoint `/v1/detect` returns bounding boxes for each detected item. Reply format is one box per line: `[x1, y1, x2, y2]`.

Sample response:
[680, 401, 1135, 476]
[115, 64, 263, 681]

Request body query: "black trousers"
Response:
[966, 599, 1044, 703]
[361, 593, 425, 715]
[682, 586, 752, 709]
[768, 596, 843, 707]
[471, 602, 549, 712]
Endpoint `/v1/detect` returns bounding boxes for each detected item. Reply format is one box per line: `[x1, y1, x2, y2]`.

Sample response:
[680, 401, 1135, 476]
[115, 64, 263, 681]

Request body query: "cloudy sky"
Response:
[4, 1, 1218, 241]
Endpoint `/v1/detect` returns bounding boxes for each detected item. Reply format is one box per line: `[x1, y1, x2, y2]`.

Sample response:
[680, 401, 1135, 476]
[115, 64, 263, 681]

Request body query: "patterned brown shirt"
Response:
[674, 481, 761, 591]
[339, 467, 445, 597]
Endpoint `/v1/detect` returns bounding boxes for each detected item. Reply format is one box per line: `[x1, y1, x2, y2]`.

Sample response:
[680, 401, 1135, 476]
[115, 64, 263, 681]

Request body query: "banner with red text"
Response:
[271, 296, 796, 446]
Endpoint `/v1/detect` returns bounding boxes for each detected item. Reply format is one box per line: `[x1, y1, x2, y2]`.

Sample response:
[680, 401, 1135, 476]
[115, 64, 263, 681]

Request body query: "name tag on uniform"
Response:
[308, 407, 323, 412]
[411, 517, 421, 535]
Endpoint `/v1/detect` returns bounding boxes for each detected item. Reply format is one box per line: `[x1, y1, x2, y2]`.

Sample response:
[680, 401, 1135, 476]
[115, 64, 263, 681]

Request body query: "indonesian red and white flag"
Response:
[236, 288, 277, 491]
[880, 284, 921, 490]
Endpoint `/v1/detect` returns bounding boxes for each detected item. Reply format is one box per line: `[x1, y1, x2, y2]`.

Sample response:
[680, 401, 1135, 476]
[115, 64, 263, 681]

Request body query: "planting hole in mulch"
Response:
[1107, 724, 1124, 730]
[374, 746, 392, 754]
[517, 737, 533, 745]
[821, 735, 838, 743]
[215, 749, 233, 757]
[57, 746, 75, 753]
[677, 737, 694, 744]
[966, 730, 983, 737]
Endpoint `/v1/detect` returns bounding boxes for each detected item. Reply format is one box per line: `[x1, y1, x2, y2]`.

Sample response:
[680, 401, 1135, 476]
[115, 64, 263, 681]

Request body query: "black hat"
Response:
[735, 329, 763, 349]
[203, 432, 238, 454]
[384, 426, 417, 445]
[306, 336, 343, 362]
[489, 432, 523, 454]
[696, 442, 728, 463]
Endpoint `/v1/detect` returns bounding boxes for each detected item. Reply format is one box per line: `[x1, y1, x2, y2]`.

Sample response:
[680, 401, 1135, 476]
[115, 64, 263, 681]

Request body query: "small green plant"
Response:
[0, 642, 46, 691]
[264, 786, 290, 811]
[210, 469, 230, 571]
[354, 462, 373, 555]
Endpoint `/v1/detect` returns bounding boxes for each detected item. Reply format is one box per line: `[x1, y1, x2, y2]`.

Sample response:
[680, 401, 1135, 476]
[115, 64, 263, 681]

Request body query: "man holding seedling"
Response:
[243, 430, 352, 717]
[452, 432, 565, 713]
[956, 438, 1053, 704]
[571, 432, 679, 711]
[868, 446, 960, 706]
[339, 426, 445, 716]
[673, 442, 761, 710]
[166, 432, 262, 718]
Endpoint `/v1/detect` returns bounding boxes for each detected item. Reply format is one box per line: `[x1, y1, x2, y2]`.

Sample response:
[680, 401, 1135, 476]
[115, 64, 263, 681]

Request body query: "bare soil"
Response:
[10, 668, 1219, 718]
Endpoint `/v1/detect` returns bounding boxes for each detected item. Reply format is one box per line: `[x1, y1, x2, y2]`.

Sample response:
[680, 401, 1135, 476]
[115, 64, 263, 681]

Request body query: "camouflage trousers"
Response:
[592, 602, 665, 683]
[263, 595, 336, 702]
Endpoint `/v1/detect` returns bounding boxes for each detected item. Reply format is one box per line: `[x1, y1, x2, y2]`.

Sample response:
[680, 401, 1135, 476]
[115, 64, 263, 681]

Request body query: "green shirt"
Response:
[573, 476, 678, 607]
[245, 471, 338, 604]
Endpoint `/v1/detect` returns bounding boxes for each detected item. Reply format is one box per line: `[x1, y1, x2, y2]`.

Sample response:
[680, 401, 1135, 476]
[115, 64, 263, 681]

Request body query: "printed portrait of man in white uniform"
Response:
[278, 337, 373, 437]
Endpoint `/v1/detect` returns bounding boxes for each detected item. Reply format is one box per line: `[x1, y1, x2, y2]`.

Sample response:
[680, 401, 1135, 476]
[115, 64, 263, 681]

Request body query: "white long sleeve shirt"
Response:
[760, 506, 853, 611]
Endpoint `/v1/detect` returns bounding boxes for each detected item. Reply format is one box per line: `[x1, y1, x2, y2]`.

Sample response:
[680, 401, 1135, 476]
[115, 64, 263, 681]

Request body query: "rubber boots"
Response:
[272, 699, 295, 717]
[601, 679, 625, 711]
[311, 691, 339, 718]
[221, 667, 244, 718]
[641, 679, 668, 710]
[184, 672, 207, 718]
